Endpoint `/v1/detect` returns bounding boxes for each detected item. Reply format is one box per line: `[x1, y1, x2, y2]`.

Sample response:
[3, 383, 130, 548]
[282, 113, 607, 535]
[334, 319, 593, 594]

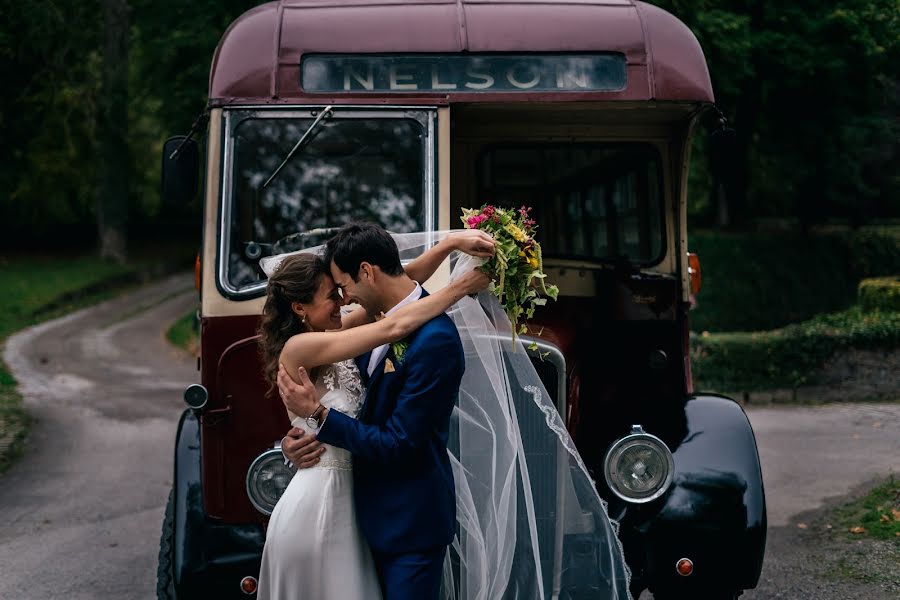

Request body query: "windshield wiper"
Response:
[272, 227, 343, 254]
[262, 106, 334, 189]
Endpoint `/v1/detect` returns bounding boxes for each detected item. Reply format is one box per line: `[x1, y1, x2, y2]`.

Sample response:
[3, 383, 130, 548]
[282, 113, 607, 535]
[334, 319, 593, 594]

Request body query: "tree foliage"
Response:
[0, 0, 897, 249]
[652, 0, 900, 227]
[0, 0, 259, 248]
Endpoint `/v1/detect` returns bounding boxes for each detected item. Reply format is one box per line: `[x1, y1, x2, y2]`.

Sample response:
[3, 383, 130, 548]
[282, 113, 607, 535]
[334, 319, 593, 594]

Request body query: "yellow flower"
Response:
[504, 223, 527, 242]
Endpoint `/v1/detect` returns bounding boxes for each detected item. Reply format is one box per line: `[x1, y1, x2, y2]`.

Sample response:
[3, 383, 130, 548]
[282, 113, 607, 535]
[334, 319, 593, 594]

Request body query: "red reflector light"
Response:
[676, 557, 694, 576]
[240, 576, 258, 594]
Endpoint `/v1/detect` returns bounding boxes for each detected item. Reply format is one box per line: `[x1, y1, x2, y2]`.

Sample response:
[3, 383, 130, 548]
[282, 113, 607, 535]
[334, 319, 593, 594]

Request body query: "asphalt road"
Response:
[1, 274, 897, 599]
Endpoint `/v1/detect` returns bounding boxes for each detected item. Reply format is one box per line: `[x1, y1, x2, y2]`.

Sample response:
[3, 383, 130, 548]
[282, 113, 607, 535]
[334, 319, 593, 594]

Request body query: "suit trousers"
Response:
[373, 546, 446, 600]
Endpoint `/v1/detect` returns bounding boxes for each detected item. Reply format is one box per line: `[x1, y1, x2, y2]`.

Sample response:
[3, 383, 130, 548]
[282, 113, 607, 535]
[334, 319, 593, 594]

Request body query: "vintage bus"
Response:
[158, 1, 767, 598]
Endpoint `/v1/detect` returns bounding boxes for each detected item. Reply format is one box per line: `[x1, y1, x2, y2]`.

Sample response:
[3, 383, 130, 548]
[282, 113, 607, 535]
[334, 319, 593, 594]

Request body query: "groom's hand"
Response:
[282, 427, 325, 469]
[451, 229, 495, 257]
[278, 363, 319, 417]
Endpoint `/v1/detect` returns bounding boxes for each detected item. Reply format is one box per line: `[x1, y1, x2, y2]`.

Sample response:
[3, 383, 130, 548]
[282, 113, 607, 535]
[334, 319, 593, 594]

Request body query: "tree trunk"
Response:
[97, 0, 129, 263]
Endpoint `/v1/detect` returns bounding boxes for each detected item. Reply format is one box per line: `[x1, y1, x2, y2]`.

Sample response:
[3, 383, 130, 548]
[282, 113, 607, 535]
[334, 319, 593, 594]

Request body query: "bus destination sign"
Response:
[301, 53, 627, 93]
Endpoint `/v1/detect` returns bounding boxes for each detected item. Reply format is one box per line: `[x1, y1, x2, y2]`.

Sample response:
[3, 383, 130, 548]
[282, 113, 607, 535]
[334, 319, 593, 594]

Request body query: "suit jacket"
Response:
[316, 295, 464, 554]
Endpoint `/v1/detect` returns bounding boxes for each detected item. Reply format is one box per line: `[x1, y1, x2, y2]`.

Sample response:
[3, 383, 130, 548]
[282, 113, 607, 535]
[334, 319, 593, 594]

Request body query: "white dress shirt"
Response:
[367, 282, 423, 376]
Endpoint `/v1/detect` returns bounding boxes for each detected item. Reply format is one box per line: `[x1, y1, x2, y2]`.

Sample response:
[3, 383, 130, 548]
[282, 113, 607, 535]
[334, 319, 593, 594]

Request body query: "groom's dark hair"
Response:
[325, 222, 405, 281]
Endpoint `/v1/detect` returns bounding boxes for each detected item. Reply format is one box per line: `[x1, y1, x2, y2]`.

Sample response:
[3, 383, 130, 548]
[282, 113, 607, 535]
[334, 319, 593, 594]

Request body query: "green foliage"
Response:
[0, 364, 31, 475]
[1, 1, 899, 243]
[0, 0, 103, 236]
[689, 229, 900, 332]
[859, 276, 900, 311]
[0, 255, 135, 338]
[691, 305, 900, 390]
[166, 309, 198, 353]
[0, 0, 261, 247]
[653, 0, 900, 227]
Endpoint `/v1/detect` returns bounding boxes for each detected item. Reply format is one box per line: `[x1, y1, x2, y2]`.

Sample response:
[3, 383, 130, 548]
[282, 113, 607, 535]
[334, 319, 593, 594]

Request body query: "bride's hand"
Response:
[450, 229, 495, 258]
[453, 269, 491, 296]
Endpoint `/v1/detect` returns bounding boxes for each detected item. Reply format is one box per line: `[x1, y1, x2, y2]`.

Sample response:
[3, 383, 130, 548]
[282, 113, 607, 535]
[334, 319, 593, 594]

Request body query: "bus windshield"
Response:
[222, 109, 433, 294]
[477, 144, 664, 265]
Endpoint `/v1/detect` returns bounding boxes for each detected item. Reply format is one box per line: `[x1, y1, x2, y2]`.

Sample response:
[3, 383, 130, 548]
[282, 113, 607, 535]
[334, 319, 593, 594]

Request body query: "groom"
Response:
[279, 222, 466, 599]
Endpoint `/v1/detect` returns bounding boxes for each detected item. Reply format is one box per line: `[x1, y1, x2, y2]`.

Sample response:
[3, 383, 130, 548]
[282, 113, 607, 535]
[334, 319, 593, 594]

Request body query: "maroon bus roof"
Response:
[209, 0, 713, 105]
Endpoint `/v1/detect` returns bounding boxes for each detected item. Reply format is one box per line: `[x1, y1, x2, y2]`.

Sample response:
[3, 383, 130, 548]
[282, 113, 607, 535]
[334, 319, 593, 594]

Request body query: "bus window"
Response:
[477, 145, 664, 265]
[222, 110, 432, 294]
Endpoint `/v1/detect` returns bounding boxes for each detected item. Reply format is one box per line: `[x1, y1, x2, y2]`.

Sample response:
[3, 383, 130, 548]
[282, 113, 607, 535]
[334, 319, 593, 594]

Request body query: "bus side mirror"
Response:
[161, 136, 199, 206]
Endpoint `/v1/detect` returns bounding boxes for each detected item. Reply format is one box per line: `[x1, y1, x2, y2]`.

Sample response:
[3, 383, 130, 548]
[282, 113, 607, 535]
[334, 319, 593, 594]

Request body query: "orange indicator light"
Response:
[194, 252, 202, 292]
[687, 252, 701, 296]
[676, 557, 694, 576]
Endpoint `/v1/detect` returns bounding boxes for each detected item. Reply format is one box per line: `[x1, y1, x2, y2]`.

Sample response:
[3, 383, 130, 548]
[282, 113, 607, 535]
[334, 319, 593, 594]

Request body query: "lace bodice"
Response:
[288, 360, 364, 472]
[318, 359, 365, 418]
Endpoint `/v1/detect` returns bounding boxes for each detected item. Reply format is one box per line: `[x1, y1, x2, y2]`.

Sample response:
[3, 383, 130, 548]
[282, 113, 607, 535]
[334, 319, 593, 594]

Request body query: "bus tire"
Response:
[654, 592, 740, 600]
[156, 489, 177, 600]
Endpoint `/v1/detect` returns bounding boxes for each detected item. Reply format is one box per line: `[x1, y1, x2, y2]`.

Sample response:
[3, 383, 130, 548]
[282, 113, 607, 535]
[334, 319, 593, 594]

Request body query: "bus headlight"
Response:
[604, 425, 674, 503]
[246, 446, 293, 515]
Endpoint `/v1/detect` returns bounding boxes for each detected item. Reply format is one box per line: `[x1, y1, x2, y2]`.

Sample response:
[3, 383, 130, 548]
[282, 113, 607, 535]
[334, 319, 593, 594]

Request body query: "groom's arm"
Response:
[316, 329, 463, 465]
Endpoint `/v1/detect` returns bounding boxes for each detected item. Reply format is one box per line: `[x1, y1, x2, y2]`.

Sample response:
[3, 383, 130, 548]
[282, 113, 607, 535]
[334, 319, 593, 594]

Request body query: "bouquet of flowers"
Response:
[461, 204, 559, 347]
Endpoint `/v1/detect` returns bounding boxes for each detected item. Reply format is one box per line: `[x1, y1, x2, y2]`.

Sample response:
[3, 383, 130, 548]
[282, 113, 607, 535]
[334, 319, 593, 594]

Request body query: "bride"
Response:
[258, 227, 633, 600]
[256, 229, 494, 600]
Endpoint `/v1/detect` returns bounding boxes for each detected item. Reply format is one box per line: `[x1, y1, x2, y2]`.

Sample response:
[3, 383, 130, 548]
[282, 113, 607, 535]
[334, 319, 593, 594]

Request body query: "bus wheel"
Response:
[156, 489, 176, 599]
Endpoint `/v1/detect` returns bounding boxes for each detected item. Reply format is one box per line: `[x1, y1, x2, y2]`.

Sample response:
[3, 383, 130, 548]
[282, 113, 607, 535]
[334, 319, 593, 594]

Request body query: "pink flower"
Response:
[467, 214, 488, 228]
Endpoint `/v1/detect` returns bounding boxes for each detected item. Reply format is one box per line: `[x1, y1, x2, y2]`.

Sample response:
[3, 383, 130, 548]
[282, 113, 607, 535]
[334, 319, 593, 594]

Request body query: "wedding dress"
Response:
[256, 359, 381, 600]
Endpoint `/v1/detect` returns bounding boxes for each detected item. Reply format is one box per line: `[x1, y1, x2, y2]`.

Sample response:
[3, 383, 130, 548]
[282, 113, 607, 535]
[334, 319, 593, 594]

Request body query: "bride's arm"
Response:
[334, 230, 494, 332]
[279, 270, 489, 371]
[403, 230, 494, 285]
[337, 306, 372, 331]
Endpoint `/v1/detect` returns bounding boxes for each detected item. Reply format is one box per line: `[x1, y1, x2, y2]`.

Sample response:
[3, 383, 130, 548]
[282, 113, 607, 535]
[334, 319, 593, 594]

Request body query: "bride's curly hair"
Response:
[258, 253, 328, 394]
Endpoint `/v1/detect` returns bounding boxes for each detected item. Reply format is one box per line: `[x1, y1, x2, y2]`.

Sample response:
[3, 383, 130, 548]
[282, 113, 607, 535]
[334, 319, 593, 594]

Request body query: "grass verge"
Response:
[823, 476, 900, 587]
[831, 476, 900, 542]
[166, 310, 199, 355]
[0, 249, 194, 475]
[0, 362, 30, 474]
[691, 306, 900, 391]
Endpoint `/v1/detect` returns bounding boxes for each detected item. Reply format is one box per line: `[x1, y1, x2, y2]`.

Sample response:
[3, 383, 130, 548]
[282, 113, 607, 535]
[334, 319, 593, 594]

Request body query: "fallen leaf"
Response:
[880, 514, 891, 523]
[796, 523, 808, 529]
[849, 526, 866, 534]
[872, 421, 882, 428]
[892, 508, 900, 521]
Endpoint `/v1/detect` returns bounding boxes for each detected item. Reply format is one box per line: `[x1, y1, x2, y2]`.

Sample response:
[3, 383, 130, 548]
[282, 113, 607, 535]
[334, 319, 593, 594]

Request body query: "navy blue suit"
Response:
[316, 297, 464, 600]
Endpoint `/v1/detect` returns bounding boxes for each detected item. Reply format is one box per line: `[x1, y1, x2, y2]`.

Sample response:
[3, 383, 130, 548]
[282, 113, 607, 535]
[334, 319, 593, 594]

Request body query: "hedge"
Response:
[859, 276, 900, 312]
[688, 230, 900, 332]
[690, 306, 900, 390]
